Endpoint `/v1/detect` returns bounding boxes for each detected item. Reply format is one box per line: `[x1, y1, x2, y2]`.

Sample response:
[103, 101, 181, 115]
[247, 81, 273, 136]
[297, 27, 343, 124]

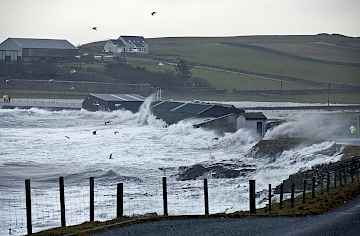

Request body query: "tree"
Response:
[175, 59, 192, 79]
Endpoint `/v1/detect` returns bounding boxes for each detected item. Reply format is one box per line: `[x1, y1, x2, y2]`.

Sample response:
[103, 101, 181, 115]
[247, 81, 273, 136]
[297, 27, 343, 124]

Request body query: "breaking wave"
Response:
[264, 113, 349, 140]
[0, 102, 350, 235]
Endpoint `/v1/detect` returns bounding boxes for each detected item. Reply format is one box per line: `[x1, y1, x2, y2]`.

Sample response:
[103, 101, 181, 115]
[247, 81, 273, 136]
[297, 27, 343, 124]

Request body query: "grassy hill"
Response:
[145, 34, 360, 86]
[79, 34, 360, 103]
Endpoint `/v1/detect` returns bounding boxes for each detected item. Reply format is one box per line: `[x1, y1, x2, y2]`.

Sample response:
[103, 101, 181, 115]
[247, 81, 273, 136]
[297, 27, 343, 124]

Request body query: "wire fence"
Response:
[2, 156, 360, 236]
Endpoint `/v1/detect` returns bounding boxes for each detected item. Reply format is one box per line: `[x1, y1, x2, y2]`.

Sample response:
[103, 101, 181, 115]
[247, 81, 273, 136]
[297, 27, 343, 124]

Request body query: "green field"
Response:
[77, 35, 360, 103]
[146, 36, 360, 87]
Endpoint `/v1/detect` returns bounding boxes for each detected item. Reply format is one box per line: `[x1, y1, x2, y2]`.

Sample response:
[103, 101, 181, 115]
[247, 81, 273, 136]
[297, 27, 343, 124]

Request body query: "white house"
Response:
[104, 40, 126, 55]
[236, 112, 267, 136]
[104, 36, 148, 55]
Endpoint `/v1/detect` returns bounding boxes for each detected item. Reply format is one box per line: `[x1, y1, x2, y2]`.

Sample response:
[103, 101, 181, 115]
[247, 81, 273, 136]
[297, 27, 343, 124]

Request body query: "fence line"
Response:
[2, 158, 360, 235]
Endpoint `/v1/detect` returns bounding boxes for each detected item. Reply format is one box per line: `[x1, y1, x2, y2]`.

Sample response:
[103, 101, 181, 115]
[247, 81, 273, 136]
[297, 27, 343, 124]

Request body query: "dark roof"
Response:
[5, 38, 77, 49]
[84, 94, 245, 124]
[110, 39, 125, 47]
[90, 93, 145, 102]
[119, 36, 146, 47]
[243, 112, 267, 120]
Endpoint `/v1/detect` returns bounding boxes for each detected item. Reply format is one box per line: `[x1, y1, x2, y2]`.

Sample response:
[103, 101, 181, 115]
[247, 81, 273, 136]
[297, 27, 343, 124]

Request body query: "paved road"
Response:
[92, 197, 360, 236]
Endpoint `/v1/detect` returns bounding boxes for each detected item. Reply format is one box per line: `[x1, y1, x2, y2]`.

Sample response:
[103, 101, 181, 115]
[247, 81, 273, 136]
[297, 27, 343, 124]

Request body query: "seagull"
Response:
[151, 11, 157, 16]
[92, 27, 98, 31]
[109, 153, 113, 159]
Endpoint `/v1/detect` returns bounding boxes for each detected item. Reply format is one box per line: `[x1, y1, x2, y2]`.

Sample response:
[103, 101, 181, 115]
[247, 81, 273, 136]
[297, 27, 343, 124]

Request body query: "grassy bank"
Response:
[146, 36, 360, 87]
[33, 180, 360, 236]
[2, 88, 360, 104]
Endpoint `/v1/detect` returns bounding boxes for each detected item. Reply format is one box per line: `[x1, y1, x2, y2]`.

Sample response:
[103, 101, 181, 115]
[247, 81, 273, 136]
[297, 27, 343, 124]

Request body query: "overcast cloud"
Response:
[0, 0, 359, 45]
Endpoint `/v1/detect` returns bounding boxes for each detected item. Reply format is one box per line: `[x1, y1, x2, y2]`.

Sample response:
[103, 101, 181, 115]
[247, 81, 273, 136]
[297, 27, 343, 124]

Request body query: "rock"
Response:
[247, 138, 325, 159]
[177, 160, 255, 181]
[178, 164, 208, 180]
[341, 145, 360, 160]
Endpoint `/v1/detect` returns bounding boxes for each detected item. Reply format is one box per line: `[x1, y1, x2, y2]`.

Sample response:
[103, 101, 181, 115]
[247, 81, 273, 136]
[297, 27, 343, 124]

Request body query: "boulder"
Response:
[177, 160, 255, 181]
[247, 138, 325, 159]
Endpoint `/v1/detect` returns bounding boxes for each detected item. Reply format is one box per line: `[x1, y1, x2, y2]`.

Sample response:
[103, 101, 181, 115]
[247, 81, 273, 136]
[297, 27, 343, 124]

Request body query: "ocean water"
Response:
[0, 101, 349, 235]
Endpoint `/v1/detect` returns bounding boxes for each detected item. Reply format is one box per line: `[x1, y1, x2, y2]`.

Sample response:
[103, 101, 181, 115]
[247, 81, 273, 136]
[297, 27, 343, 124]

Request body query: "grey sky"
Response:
[0, 0, 359, 45]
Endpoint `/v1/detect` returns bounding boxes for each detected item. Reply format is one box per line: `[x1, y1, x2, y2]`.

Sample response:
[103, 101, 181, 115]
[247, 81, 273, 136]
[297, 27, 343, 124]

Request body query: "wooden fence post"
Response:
[117, 183, 123, 218]
[343, 170, 347, 185]
[204, 179, 209, 216]
[334, 172, 337, 188]
[268, 184, 271, 214]
[59, 176, 66, 227]
[302, 179, 307, 204]
[90, 177, 94, 222]
[279, 183, 284, 209]
[25, 179, 32, 235]
[162, 177, 168, 216]
[290, 183, 295, 208]
[249, 180, 256, 214]
[312, 177, 316, 199]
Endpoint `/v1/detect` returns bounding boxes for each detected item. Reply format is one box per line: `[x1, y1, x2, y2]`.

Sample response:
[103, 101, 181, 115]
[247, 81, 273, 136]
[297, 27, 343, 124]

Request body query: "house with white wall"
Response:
[104, 40, 126, 55]
[104, 36, 148, 55]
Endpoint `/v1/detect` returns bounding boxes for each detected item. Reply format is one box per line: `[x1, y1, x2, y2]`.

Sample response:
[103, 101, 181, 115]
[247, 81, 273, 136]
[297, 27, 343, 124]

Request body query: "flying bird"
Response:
[91, 27, 98, 31]
[151, 11, 157, 16]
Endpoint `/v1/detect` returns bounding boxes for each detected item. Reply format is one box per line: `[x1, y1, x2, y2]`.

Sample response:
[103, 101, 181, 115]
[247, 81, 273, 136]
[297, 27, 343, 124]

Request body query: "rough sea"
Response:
[0, 100, 355, 235]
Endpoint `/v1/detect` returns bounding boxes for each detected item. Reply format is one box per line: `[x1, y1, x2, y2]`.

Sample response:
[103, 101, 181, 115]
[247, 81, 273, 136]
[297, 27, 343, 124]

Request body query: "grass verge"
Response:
[33, 181, 360, 236]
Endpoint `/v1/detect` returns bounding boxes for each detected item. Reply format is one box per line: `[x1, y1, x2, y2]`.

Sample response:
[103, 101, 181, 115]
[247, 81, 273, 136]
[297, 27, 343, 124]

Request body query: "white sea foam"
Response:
[0, 104, 346, 235]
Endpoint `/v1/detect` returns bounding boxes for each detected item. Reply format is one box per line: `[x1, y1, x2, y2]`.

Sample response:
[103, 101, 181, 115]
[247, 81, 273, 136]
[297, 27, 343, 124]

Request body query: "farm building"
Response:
[0, 38, 78, 63]
[82, 93, 145, 112]
[104, 36, 148, 55]
[82, 93, 268, 136]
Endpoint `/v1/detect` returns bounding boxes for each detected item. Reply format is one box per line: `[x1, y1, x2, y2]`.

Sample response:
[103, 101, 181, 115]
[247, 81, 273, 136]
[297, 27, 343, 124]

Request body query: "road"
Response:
[92, 196, 360, 236]
[0, 98, 83, 110]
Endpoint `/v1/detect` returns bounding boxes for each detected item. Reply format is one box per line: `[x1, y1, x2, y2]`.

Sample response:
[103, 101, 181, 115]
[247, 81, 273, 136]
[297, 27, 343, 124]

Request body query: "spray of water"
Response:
[265, 113, 346, 140]
[136, 94, 166, 127]
[0, 106, 352, 234]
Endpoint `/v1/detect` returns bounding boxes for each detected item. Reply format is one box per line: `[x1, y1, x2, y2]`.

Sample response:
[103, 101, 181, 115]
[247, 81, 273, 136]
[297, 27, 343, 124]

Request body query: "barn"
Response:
[0, 38, 78, 63]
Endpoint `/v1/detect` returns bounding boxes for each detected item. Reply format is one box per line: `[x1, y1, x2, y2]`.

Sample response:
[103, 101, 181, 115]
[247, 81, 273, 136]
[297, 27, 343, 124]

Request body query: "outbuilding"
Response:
[0, 38, 78, 63]
[81, 93, 267, 136]
[82, 93, 145, 112]
[236, 112, 268, 136]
